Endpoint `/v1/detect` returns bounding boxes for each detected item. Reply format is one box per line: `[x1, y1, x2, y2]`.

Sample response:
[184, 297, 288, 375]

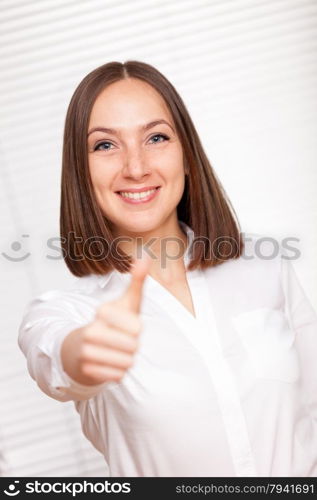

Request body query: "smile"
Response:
[115, 186, 161, 204]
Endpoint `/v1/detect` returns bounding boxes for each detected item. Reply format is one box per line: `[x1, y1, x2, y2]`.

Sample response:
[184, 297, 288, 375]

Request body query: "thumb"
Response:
[121, 251, 151, 314]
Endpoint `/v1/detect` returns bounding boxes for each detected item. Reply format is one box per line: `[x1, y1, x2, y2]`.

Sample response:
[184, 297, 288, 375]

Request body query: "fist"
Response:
[62, 253, 151, 386]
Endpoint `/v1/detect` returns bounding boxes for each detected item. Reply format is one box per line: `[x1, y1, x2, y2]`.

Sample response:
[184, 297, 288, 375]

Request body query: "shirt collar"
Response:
[97, 220, 195, 289]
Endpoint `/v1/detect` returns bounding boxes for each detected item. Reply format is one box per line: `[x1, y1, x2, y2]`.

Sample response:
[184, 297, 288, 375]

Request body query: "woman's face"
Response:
[87, 77, 185, 236]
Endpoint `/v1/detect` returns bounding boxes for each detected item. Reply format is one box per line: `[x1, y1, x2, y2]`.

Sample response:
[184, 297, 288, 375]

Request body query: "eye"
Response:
[94, 141, 114, 152]
[148, 133, 169, 144]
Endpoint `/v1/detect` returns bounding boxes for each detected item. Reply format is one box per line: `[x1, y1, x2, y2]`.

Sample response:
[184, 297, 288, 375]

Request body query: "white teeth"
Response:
[119, 188, 156, 200]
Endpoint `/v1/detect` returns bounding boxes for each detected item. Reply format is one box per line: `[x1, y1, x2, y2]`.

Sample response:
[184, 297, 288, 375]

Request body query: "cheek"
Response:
[167, 152, 185, 184]
[157, 145, 184, 176]
[88, 158, 113, 189]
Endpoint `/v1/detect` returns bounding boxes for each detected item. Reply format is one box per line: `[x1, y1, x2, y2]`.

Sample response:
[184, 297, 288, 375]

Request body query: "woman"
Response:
[18, 61, 317, 477]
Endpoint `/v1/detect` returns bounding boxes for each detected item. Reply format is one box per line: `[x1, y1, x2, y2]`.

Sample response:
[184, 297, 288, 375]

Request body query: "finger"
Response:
[84, 321, 139, 352]
[121, 251, 151, 313]
[80, 343, 134, 370]
[81, 363, 125, 383]
[96, 306, 141, 336]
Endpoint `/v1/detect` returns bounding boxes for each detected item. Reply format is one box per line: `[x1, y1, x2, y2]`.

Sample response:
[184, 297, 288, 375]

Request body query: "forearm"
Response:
[61, 326, 99, 386]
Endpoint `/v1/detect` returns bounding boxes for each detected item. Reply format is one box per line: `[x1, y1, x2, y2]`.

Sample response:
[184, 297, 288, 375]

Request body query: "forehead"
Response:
[89, 78, 173, 127]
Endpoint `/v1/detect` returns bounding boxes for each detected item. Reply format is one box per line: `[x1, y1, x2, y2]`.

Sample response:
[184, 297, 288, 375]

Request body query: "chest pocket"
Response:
[231, 307, 300, 383]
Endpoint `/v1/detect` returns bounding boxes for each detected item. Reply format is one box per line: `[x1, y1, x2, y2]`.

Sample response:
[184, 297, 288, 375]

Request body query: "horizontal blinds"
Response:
[1, 0, 316, 476]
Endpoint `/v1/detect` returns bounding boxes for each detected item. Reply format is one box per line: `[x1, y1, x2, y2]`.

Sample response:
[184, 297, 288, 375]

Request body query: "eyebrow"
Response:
[87, 119, 175, 137]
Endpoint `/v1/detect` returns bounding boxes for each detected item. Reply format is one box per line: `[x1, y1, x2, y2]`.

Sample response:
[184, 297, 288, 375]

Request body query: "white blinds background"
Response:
[1, 0, 316, 477]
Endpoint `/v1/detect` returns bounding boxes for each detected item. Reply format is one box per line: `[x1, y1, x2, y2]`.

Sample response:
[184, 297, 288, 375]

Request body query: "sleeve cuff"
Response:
[37, 323, 106, 400]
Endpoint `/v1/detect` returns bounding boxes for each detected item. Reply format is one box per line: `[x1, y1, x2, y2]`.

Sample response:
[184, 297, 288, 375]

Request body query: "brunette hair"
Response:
[60, 60, 244, 276]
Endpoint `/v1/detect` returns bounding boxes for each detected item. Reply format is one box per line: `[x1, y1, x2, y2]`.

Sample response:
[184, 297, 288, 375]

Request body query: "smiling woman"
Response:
[18, 60, 317, 478]
[60, 60, 243, 277]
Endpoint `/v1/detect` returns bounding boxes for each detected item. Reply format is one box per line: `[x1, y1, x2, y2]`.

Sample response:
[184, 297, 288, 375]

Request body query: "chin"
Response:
[114, 215, 162, 235]
[124, 220, 158, 235]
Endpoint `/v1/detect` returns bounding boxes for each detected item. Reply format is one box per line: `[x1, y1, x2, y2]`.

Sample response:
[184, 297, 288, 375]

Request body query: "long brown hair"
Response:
[60, 60, 244, 276]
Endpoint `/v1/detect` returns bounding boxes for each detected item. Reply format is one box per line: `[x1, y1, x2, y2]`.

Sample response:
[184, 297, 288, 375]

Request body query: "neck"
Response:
[113, 217, 189, 283]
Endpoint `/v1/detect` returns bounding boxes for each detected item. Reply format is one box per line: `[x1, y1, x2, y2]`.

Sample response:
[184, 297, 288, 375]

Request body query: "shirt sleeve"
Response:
[280, 253, 317, 419]
[18, 290, 106, 402]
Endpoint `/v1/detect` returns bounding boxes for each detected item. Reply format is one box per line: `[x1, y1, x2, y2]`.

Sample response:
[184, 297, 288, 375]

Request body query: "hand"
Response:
[61, 252, 151, 386]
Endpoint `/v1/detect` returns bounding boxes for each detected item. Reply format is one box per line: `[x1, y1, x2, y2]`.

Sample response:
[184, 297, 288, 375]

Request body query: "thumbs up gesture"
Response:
[61, 252, 151, 386]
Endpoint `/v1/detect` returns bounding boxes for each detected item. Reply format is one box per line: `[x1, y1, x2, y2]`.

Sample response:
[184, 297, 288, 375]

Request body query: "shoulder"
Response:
[32, 274, 105, 302]
[237, 230, 297, 271]
[203, 231, 298, 307]
[241, 231, 296, 257]
[240, 231, 300, 280]
[206, 231, 288, 273]
[21, 274, 105, 325]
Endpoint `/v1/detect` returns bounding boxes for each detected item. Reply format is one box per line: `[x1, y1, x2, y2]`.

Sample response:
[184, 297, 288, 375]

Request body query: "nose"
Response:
[122, 145, 150, 180]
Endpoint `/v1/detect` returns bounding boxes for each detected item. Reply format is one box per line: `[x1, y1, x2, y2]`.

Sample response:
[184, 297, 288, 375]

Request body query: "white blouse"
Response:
[18, 222, 317, 477]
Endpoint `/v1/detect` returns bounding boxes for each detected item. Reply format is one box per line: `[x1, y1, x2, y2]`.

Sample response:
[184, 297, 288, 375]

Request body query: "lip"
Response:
[115, 185, 160, 193]
[115, 186, 161, 204]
